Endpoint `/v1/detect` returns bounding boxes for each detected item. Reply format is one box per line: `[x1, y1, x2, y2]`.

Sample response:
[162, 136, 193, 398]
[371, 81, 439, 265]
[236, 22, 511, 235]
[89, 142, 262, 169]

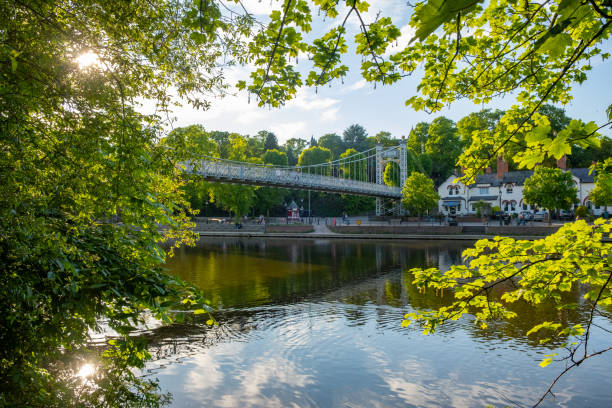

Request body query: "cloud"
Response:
[270, 121, 308, 140]
[321, 107, 340, 121]
[348, 79, 367, 91]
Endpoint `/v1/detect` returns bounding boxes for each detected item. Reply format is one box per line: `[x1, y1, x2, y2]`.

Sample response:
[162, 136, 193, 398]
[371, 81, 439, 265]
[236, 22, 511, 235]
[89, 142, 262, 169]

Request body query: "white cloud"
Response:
[321, 107, 340, 121]
[270, 121, 308, 140]
[348, 79, 367, 91]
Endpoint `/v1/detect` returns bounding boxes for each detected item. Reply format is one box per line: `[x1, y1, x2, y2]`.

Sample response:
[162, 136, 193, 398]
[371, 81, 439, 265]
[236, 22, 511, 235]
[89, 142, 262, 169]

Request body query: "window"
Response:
[523, 204, 528, 210]
[506, 185, 513, 193]
[479, 187, 489, 194]
[448, 189, 453, 195]
[511, 202, 516, 211]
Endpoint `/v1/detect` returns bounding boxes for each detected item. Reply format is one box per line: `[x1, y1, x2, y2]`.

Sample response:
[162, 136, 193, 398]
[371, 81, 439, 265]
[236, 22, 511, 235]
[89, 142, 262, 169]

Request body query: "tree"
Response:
[383, 162, 400, 187]
[401, 172, 440, 217]
[262, 149, 289, 167]
[298, 146, 332, 174]
[283, 138, 308, 166]
[343, 124, 368, 152]
[457, 109, 504, 151]
[425, 117, 462, 185]
[407, 122, 430, 154]
[523, 167, 579, 223]
[208, 134, 258, 220]
[1, 0, 230, 404]
[339, 148, 367, 180]
[318, 133, 345, 159]
[164, 125, 217, 213]
[590, 159, 612, 210]
[261, 130, 279, 152]
[257, 150, 289, 215]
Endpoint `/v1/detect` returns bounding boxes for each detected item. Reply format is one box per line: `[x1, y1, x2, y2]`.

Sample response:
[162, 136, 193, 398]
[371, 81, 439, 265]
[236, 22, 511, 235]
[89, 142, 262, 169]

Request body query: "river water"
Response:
[146, 238, 612, 407]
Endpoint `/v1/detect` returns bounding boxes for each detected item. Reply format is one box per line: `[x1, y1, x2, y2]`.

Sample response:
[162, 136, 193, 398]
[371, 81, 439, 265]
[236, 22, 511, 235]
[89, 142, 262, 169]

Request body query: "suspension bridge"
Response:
[185, 142, 408, 215]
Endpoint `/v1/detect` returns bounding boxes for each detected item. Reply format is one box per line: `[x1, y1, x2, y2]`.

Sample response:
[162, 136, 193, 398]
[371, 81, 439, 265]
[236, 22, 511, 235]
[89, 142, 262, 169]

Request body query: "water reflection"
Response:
[147, 238, 612, 407]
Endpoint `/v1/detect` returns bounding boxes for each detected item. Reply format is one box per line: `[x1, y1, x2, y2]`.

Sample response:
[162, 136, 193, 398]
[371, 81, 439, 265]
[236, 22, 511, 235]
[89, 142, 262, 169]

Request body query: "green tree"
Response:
[407, 122, 430, 154]
[257, 149, 289, 215]
[283, 137, 308, 166]
[262, 149, 289, 167]
[523, 167, 579, 223]
[298, 146, 332, 174]
[164, 125, 217, 213]
[425, 117, 462, 185]
[383, 162, 400, 187]
[208, 134, 259, 220]
[343, 124, 368, 151]
[0, 0, 231, 404]
[590, 159, 612, 210]
[318, 133, 345, 159]
[339, 148, 367, 180]
[401, 172, 440, 217]
[261, 130, 280, 152]
[457, 109, 504, 149]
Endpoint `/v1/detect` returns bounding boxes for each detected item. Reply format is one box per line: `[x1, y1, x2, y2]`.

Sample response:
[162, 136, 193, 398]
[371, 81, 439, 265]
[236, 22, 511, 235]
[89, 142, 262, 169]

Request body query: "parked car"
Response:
[533, 210, 548, 222]
[559, 210, 575, 220]
[520, 211, 534, 221]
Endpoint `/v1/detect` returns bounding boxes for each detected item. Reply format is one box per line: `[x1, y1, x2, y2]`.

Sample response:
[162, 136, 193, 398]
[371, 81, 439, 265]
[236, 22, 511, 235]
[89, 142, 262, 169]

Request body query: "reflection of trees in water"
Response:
[160, 239, 610, 350]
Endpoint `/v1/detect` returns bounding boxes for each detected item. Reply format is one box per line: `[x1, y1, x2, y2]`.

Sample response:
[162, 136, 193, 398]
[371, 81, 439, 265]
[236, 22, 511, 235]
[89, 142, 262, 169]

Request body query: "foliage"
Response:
[383, 162, 400, 187]
[0, 0, 236, 404]
[401, 172, 440, 216]
[575, 205, 589, 218]
[425, 117, 463, 185]
[474, 201, 492, 218]
[318, 133, 346, 159]
[207, 134, 259, 220]
[340, 148, 367, 180]
[262, 149, 289, 166]
[297, 145, 332, 173]
[261, 131, 280, 152]
[589, 159, 612, 208]
[402, 220, 612, 404]
[233, 0, 612, 401]
[407, 122, 430, 154]
[343, 124, 369, 152]
[523, 167, 579, 216]
[283, 138, 308, 165]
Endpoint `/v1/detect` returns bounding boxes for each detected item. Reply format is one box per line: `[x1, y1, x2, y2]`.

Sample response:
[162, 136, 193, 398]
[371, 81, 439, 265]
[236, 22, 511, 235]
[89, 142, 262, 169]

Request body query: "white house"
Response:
[437, 156, 603, 216]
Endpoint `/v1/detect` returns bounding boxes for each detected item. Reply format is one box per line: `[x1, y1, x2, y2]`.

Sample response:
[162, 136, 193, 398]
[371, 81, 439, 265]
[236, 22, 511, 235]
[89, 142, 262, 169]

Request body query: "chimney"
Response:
[485, 166, 492, 174]
[557, 155, 567, 170]
[497, 156, 508, 180]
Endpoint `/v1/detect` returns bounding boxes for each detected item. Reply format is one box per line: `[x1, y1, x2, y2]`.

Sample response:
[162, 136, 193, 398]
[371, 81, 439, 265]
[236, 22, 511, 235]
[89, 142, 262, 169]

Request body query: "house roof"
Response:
[473, 174, 500, 186]
[502, 171, 533, 185]
[467, 168, 594, 186]
[570, 168, 595, 183]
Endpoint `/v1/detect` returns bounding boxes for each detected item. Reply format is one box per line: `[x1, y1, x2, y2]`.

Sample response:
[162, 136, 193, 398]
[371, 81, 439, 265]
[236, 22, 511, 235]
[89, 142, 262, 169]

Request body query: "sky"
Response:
[166, 0, 612, 144]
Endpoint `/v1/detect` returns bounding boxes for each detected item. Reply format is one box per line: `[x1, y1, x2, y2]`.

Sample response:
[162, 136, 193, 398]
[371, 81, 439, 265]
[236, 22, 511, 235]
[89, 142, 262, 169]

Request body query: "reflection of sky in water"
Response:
[148, 238, 612, 407]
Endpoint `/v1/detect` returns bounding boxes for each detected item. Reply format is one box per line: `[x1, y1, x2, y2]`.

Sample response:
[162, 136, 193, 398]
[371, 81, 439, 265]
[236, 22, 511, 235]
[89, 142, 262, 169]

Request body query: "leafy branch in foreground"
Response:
[402, 219, 612, 405]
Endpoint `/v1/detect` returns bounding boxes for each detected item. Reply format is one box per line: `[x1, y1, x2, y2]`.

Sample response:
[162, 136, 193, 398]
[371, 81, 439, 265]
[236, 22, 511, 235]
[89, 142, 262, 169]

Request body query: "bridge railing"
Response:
[185, 159, 401, 198]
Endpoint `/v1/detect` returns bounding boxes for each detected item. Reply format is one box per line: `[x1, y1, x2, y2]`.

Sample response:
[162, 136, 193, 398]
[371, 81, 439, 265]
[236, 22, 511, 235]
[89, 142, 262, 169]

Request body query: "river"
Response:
[145, 237, 612, 407]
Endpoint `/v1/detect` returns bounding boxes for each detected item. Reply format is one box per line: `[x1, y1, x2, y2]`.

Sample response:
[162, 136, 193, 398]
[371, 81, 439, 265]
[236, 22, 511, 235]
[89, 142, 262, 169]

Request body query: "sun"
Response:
[77, 363, 95, 379]
[76, 51, 100, 69]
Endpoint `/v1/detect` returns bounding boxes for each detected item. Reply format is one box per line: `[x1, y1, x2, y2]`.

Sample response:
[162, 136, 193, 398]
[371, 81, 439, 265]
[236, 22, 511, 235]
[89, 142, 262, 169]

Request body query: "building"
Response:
[437, 156, 603, 216]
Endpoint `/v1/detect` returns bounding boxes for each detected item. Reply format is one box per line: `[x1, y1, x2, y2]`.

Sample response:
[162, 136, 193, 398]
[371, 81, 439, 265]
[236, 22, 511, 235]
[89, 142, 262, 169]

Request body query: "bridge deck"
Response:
[186, 160, 402, 198]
